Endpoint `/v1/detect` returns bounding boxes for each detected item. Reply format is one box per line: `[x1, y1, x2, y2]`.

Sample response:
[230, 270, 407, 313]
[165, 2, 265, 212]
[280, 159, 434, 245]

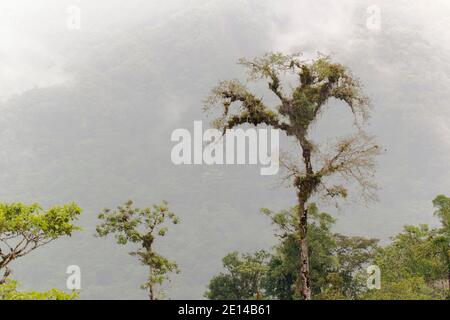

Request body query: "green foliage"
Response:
[367, 195, 450, 300]
[0, 202, 81, 238]
[433, 195, 450, 229]
[206, 196, 450, 301]
[0, 279, 77, 300]
[96, 200, 179, 299]
[432, 195, 450, 298]
[0, 202, 81, 282]
[262, 204, 337, 299]
[362, 277, 441, 300]
[374, 225, 443, 283]
[207, 204, 378, 300]
[329, 234, 379, 299]
[262, 205, 378, 300]
[207, 197, 450, 300]
[205, 251, 270, 300]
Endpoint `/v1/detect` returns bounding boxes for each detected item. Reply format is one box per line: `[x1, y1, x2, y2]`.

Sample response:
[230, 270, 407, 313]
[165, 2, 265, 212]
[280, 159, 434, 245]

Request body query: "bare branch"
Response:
[318, 132, 381, 201]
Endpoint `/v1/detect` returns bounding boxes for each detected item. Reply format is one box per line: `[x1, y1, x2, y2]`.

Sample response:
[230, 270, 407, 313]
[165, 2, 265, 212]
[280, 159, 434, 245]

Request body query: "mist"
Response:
[1, 0, 449, 299]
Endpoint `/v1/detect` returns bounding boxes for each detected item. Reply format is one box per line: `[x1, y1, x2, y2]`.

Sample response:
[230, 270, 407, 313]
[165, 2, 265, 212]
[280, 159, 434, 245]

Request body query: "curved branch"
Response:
[206, 80, 292, 135]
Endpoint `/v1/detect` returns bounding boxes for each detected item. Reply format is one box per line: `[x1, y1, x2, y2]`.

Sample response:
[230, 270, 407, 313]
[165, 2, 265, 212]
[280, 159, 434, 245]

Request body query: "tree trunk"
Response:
[297, 198, 311, 300]
[0, 267, 11, 285]
[295, 134, 314, 300]
[148, 265, 155, 300]
[149, 286, 155, 300]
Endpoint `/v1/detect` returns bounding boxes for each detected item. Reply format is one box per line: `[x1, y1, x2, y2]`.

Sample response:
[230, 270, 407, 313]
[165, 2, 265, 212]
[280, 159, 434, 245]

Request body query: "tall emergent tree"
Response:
[0, 202, 82, 284]
[96, 200, 179, 300]
[205, 52, 380, 299]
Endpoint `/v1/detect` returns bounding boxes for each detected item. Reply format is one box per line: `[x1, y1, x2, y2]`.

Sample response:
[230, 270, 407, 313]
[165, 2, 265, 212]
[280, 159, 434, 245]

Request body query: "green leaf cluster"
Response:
[0, 279, 77, 300]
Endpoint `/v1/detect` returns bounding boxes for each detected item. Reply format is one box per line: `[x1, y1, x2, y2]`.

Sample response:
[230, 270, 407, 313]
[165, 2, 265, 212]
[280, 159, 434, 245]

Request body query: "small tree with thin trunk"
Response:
[96, 200, 179, 300]
[204, 52, 380, 300]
